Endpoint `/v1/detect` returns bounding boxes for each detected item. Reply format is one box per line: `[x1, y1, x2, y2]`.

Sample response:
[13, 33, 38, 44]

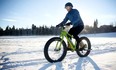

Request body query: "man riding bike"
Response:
[56, 2, 85, 50]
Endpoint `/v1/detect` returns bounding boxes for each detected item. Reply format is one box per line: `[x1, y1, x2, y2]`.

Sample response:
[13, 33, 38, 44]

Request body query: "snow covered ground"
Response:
[0, 32, 116, 70]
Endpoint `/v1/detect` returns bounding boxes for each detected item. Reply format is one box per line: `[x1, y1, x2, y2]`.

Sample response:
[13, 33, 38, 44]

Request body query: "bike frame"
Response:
[56, 28, 77, 51]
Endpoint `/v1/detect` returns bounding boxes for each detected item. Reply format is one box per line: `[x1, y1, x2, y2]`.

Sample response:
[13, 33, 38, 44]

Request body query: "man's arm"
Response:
[56, 14, 68, 27]
[60, 14, 68, 25]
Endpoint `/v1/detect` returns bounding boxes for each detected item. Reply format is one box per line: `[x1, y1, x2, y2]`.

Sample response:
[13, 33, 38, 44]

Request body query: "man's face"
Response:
[65, 6, 72, 12]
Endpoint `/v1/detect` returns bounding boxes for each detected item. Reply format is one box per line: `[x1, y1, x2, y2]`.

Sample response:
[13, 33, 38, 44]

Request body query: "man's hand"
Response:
[56, 23, 63, 27]
[56, 24, 60, 27]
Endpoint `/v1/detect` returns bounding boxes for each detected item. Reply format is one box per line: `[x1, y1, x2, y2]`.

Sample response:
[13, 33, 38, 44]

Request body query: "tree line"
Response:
[0, 24, 60, 36]
[0, 20, 116, 36]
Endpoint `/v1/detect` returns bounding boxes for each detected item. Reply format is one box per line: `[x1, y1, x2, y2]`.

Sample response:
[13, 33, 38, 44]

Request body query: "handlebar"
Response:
[57, 23, 72, 31]
[56, 22, 72, 28]
[65, 22, 72, 26]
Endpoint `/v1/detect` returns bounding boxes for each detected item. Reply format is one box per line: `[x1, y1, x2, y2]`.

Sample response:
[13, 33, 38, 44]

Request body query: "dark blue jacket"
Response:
[60, 9, 84, 27]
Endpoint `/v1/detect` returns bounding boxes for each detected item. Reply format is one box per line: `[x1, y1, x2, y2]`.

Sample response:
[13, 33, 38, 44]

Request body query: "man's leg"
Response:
[67, 26, 81, 48]
[71, 25, 84, 42]
[73, 25, 87, 50]
[67, 25, 84, 50]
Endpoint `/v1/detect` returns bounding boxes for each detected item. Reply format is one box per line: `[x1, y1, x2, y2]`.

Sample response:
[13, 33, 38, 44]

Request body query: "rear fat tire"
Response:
[44, 37, 67, 63]
[76, 37, 91, 57]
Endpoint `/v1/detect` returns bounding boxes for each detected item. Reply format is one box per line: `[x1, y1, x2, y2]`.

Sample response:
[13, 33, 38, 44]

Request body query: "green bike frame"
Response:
[56, 28, 77, 51]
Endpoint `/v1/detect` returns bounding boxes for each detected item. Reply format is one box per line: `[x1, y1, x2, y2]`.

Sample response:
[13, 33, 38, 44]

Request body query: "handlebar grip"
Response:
[65, 22, 72, 26]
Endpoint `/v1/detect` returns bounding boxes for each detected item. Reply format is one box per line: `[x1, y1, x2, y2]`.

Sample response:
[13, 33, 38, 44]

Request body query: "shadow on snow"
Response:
[0, 47, 116, 69]
[39, 56, 100, 70]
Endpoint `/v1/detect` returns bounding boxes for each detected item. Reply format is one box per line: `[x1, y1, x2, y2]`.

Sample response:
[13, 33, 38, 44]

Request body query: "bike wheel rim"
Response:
[48, 41, 64, 61]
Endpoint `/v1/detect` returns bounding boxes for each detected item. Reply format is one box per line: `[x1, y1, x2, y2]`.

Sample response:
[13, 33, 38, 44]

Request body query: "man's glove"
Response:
[56, 24, 60, 27]
[56, 23, 64, 27]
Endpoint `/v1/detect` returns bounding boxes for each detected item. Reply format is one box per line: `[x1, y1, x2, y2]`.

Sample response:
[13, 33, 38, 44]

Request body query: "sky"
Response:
[0, 0, 116, 29]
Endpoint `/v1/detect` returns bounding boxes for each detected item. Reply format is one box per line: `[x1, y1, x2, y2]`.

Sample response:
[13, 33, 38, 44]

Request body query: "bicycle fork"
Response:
[54, 36, 64, 51]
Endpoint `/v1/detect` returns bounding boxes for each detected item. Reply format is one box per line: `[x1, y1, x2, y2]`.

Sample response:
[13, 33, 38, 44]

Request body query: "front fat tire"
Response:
[44, 37, 67, 63]
[76, 37, 91, 57]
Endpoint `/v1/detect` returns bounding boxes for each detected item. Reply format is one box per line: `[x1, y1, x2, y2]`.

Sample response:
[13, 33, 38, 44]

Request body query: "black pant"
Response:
[68, 25, 84, 42]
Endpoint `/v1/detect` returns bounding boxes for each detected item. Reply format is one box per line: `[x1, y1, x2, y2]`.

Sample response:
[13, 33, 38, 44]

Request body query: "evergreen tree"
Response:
[0, 27, 3, 36]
